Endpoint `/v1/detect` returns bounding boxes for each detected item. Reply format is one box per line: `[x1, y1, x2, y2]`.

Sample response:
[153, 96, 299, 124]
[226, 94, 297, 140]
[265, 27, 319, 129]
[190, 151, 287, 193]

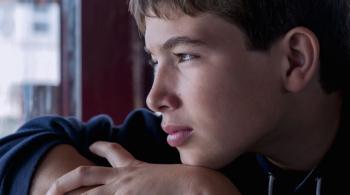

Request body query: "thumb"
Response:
[89, 141, 139, 167]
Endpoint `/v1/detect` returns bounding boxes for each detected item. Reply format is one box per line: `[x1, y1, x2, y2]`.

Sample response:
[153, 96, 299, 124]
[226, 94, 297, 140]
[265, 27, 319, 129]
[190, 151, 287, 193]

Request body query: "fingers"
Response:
[89, 141, 140, 167]
[79, 183, 117, 195]
[47, 142, 144, 195]
[64, 186, 98, 195]
[46, 166, 115, 195]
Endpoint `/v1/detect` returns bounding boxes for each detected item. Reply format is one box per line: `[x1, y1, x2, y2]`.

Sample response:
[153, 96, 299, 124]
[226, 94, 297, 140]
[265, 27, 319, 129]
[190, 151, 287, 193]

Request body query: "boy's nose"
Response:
[146, 69, 180, 113]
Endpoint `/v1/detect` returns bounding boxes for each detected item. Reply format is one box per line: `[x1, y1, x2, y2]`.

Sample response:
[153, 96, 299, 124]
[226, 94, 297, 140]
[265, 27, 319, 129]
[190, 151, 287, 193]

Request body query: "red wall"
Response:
[82, 0, 134, 122]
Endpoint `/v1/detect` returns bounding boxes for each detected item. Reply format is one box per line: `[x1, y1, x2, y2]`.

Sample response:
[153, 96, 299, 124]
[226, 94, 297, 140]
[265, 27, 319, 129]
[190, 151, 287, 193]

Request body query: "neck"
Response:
[256, 91, 342, 171]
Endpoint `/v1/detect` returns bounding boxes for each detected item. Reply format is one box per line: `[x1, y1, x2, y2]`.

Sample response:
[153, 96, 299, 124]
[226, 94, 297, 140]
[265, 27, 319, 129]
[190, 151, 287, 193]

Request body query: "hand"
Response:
[30, 144, 96, 195]
[46, 141, 241, 195]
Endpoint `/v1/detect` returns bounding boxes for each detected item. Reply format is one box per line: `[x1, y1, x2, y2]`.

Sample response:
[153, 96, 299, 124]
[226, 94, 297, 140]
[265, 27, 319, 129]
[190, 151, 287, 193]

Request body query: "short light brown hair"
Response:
[129, 0, 350, 93]
[129, 0, 241, 34]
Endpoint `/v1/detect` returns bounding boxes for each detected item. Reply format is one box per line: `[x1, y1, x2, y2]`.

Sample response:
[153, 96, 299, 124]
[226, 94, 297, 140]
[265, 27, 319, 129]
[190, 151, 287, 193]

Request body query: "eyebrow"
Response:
[144, 36, 207, 54]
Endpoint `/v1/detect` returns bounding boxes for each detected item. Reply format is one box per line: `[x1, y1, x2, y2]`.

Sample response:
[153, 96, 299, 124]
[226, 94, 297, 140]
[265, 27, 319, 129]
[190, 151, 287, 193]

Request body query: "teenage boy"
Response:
[0, 0, 349, 194]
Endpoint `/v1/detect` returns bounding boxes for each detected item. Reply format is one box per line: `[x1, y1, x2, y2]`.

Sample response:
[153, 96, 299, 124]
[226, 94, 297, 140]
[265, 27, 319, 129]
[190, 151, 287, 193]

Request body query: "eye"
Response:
[176, 53, 199, 63]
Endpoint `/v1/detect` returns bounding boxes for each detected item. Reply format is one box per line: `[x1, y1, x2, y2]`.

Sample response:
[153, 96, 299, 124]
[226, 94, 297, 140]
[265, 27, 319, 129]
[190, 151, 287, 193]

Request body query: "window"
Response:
[0, 0, 81, 136]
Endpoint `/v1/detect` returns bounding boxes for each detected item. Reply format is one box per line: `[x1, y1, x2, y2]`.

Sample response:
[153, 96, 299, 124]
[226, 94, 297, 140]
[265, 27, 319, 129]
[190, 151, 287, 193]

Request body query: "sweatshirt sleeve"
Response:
[0, 108, 180, 195]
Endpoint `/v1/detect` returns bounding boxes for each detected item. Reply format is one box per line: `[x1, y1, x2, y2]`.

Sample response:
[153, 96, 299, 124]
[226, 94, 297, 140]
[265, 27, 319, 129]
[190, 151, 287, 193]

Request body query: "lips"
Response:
[162, 125, 193, 147]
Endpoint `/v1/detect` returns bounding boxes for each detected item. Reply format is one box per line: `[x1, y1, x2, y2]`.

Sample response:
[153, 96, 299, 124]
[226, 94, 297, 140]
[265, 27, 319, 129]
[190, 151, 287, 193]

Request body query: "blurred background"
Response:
[0, 0, 152, 137]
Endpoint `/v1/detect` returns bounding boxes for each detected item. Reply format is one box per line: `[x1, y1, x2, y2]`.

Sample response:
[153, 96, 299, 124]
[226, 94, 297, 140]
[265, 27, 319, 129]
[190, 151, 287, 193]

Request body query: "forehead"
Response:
[144, 12, 247, 52]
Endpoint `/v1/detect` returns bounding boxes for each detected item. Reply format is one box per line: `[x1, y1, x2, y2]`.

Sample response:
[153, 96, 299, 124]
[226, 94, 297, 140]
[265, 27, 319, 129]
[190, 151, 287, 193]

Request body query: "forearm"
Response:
[30, 144, 95, 195]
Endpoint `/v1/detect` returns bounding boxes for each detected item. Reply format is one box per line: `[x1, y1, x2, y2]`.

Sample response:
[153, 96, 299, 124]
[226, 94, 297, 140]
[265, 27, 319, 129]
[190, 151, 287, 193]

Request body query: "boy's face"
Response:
[145, 11, 285, 169]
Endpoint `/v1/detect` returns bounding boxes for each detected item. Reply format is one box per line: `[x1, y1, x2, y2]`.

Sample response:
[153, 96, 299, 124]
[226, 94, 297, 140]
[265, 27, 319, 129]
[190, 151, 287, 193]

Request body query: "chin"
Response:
[179, 150, 225, 169]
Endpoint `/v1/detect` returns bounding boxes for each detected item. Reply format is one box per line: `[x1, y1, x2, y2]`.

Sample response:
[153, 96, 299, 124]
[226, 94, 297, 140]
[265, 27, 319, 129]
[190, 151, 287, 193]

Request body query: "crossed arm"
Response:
[0, 111, 240, 194]
[30, 142, 241, 195]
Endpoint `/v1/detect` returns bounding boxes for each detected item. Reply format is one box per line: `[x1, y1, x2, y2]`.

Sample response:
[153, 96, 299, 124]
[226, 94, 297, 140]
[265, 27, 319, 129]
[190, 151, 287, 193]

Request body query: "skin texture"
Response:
[144, 12, 341, 170]
[31, 9, 342, 195]
[144, 12, 286, 169]
[46, 142, 240, 195]
[30, 145, 95, 195]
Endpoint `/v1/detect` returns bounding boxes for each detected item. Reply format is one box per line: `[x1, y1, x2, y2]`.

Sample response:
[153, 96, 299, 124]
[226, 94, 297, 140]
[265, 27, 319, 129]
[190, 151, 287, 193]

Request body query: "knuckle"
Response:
[106, 142, 121, 151]
[75, 166, 91, 177]
[119, 175, 133, 185]
[50, 180, 63, 193]
[115, 189, 135, 195]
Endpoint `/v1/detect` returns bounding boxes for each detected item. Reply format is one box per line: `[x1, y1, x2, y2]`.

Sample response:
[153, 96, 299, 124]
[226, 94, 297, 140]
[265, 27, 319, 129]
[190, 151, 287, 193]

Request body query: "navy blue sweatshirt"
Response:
[0, 108, 348, 195]
[0, 109, 179, 194]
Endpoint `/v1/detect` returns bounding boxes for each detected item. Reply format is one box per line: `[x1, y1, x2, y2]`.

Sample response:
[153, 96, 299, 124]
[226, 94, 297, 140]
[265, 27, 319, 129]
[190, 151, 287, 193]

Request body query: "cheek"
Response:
[183, 63, 282, 145]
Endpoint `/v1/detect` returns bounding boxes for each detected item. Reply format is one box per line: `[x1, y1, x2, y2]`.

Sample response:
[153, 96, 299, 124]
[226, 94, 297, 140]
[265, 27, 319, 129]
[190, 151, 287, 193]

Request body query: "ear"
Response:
[280, 27, 320, 93]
